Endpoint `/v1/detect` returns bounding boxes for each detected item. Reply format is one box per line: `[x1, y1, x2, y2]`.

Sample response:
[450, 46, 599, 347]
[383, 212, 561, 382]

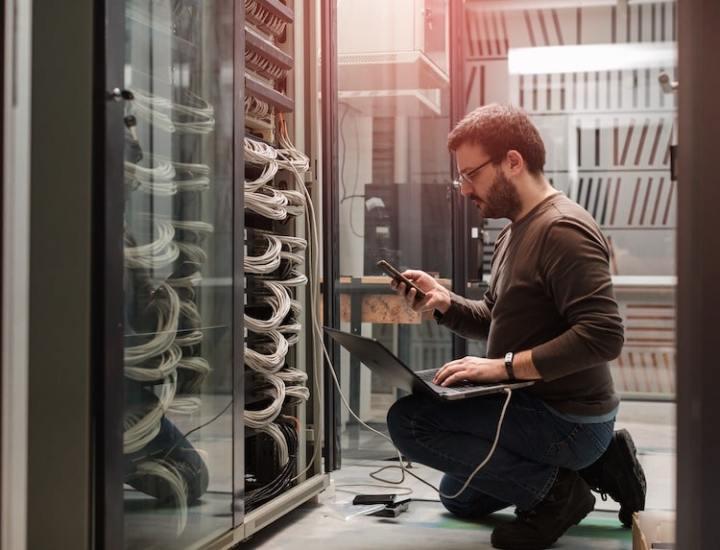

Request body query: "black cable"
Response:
[158, 398, 234, 461]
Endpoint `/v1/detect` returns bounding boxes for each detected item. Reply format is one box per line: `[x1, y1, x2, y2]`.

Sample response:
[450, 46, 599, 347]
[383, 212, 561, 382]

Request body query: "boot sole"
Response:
[611, 430, 647, 526]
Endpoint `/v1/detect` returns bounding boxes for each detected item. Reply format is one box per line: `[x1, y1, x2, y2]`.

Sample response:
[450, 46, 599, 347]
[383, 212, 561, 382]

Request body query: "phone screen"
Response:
[376, 260, 426, 300]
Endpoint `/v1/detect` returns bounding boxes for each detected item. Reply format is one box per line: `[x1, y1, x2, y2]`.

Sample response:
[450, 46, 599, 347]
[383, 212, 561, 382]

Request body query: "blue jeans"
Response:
[386, 391, 615, 517]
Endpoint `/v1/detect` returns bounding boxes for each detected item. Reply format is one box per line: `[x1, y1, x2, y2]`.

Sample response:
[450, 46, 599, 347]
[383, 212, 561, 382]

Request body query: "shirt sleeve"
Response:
[531, 220, 625, 381]
[436, 288, 494, 340]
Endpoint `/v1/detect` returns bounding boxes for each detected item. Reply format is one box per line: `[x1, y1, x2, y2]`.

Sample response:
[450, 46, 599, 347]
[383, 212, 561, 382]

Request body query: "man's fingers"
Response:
[402, 269, 425, 281]
[434, 362, 462, 384]
[441, 370, 469, 387]
[406, 287, 418, 306]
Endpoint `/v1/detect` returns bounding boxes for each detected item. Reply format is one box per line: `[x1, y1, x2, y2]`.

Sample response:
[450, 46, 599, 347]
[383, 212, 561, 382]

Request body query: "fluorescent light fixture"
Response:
[468, 0, 669, 11]
[508, 43, 677, 75]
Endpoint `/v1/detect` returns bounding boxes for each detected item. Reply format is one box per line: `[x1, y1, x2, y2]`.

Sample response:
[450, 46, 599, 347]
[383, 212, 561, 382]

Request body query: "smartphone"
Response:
[376, 260, 427, 300]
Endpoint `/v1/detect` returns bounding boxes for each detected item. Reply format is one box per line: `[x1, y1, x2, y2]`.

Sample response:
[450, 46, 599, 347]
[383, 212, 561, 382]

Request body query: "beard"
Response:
[470, 170, 522, 220]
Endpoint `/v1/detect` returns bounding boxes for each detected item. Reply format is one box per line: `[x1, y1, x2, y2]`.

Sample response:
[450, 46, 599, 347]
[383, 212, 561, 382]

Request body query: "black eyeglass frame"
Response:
[452, 156, 498, 190]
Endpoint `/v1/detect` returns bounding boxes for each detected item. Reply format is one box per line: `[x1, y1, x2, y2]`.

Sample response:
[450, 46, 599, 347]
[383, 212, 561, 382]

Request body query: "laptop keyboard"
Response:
[416, 369, 479, 389]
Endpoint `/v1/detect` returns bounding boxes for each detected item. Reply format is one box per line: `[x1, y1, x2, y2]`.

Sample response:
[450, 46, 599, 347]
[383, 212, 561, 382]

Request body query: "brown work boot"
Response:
[491, 468, 595, 550]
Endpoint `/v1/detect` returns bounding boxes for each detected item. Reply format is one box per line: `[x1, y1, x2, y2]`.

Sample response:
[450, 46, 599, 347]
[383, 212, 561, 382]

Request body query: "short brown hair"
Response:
[447, 104, 546, 175]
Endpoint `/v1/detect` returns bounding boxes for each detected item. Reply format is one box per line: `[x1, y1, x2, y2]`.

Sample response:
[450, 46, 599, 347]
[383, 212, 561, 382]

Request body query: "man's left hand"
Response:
[433, 356, 507, 386]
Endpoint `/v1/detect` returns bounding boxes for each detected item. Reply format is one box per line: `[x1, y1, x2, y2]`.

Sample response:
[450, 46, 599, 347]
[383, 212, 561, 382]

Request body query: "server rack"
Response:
[96, 1, 331, 547]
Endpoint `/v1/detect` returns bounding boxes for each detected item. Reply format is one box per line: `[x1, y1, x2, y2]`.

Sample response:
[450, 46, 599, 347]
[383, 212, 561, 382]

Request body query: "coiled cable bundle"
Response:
[245, 329, 290, 374]
[244, 373, 286, 428]
[124, 221, 180, 270]
[129, 88, 216, 135]
[246, 48, 286, 82]
[245, 0, 288, 39]
[124, 372, 178, 454]
[244, 280, 292, 333]
[124, 282, 180, 365]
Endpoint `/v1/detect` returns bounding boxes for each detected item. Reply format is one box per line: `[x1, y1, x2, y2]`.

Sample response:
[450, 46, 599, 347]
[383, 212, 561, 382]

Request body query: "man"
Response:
[386, 104, 646, 550]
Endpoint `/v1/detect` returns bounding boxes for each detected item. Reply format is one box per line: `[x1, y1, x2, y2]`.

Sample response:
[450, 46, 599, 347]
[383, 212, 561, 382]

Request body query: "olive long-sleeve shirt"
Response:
[438, 192, 624, 416]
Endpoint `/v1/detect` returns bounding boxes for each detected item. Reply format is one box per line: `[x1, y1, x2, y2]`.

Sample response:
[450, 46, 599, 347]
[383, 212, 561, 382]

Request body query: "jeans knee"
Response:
[439, 493, 480, 519]
[386, 395, 417, 445]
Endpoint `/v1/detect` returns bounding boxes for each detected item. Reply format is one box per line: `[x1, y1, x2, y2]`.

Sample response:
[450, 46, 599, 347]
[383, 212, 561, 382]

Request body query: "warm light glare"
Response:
[508, 43, 677, 75]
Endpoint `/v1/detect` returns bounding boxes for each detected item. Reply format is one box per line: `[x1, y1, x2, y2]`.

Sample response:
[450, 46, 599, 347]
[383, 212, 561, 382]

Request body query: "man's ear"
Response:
[506, 150, 524, 174]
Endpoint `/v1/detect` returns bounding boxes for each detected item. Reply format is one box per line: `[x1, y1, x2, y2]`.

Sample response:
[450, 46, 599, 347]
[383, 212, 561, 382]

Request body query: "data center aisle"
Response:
[238, 402, 674, 549]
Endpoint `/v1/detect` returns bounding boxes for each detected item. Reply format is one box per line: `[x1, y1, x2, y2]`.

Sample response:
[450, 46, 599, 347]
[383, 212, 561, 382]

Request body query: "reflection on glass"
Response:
[121, 1, 233, 546]
[336, 0, 454, 458]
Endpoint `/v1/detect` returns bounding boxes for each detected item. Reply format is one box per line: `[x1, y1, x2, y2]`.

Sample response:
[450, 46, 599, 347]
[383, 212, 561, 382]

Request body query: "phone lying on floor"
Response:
[376, 259, 427, 301]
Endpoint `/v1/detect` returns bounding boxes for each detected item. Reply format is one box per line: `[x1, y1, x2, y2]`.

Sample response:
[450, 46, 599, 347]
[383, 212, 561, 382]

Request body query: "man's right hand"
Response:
[389, 269, 452, 315]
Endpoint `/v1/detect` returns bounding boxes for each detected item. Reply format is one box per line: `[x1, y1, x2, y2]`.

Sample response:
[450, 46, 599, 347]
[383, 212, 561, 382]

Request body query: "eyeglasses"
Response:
[452, 157, 495, 190]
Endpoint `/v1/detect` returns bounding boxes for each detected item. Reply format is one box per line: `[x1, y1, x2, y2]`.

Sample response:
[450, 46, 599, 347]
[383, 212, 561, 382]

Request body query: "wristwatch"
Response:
[504, 352, 515, 381]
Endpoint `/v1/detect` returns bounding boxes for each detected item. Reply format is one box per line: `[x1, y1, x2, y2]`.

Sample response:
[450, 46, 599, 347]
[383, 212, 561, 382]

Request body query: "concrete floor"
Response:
[239, 401, 675, 549]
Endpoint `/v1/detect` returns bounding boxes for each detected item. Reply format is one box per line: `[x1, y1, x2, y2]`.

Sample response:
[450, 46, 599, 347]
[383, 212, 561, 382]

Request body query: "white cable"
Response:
[167, 271, 203, 290]
[176, 330, 203, 348]
[124, 221, 180, 270]
[177, 356, 211, 376]
[130, 88, 215, 135]
[279, 322, 302, 346]
[245, 160, 279, 191]
[244, 280, 292, 333]
[245, 0, 287, 38]
[245, 233, 282, 274]
[180, 300, 202, 328]
[177, 356, 211, 393]
[123, 372, 177, 454]
[168, 396, 202, 415]
[254, 423, 289, 466]
[246, 49, 286, 81]
[284, 385, 310, 404]
[170, 219, 214, 235]
[124, 155, 211, 194]
[124, 282, 180, 365]
[125, 344, 182, 382]
[245, 187, 289, 220]
[124, 158, 177, 196]
[271, 269, 308, 287]
[244, 329, 289, 373]
[276, 367, 307, 385]
[244, 373, 286, 428]
[176, 242, 208, 266]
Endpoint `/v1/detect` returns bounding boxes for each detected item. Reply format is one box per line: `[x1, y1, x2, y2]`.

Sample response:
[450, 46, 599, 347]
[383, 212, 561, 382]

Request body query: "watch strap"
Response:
[504, 352, 515, 381]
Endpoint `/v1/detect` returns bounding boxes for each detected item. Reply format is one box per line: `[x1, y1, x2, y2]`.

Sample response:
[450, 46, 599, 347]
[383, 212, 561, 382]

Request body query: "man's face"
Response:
[455, 143, 521, 220]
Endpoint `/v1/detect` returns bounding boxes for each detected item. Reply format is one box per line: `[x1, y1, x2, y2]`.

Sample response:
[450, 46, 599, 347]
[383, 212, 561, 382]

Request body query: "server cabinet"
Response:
[97, 1, 329, 548]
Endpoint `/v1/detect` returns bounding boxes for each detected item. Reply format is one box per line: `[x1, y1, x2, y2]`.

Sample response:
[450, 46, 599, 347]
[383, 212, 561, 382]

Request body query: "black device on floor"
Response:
[352, 494, 397, 506]
[324, 327, 534, 401]
[369, 499, 411, 518]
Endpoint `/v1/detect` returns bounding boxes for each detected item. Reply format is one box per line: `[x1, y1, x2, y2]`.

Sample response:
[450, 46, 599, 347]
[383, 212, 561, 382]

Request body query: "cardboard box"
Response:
[632, 511, 675, 550]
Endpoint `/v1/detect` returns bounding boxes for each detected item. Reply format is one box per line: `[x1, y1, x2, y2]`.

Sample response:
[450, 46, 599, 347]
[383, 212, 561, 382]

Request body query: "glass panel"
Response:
[462, 2, 678, 401]
[121, 1, 234, 546]
[336, 0, 454, 459]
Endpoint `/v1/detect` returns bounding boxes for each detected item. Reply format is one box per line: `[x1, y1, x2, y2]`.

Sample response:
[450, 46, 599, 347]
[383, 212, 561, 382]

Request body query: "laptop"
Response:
[324, 327, 534, 401]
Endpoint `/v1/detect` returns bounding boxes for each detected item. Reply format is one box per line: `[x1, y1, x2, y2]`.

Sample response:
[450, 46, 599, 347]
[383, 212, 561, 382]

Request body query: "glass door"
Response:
[119, 1, 235, 546]
[334, 0, 454, 458]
